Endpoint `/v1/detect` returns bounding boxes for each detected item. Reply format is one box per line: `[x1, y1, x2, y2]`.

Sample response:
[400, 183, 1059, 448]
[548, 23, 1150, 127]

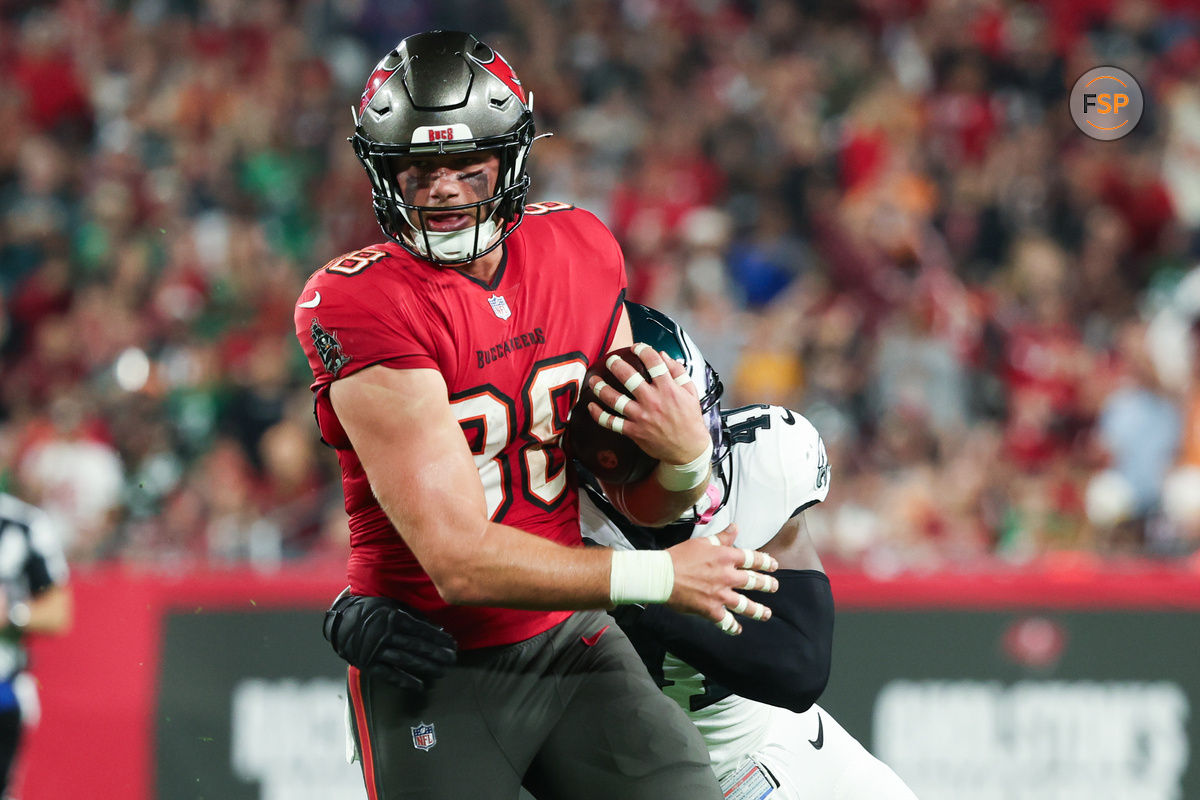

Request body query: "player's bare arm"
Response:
[760, 513, 824, 572]
[330, 362, 776, 625]
[2, 584, 72, 635]
[592, 309, 714, 526]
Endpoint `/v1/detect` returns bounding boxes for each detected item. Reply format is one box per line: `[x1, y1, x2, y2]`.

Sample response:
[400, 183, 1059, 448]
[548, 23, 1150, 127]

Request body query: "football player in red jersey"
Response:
[295, 31, 778, 800]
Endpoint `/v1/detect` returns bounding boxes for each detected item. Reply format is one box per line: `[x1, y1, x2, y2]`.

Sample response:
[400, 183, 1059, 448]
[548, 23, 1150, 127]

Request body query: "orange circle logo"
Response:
[1069, 67, 1143, 141]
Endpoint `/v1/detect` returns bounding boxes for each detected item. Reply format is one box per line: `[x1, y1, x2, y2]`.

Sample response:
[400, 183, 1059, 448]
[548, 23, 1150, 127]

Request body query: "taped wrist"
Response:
[610, 549, 675, 605]
[654, 439, 713, 492]
[636, 569, 834, 713]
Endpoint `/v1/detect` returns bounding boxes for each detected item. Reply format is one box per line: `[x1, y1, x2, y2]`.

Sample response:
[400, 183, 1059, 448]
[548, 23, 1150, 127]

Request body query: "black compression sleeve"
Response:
[634, 569, 834, 713]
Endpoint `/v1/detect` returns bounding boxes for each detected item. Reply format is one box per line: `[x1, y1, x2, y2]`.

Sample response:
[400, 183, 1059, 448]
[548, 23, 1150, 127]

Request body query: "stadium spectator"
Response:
[0, 0, 1197, 570]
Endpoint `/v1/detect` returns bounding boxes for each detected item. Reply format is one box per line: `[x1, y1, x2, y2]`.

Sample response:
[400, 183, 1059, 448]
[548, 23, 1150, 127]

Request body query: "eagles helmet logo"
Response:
[310, 318, 352, 377]
[814, 440, 829, 491]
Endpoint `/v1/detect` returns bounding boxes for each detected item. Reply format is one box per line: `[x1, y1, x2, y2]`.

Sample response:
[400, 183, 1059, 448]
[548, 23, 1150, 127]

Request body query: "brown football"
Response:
[564, 346, 659, 485]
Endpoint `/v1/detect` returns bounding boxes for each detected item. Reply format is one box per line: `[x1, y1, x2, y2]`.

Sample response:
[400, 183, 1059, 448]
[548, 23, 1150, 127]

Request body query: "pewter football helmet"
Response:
[351, 31, 535, 264]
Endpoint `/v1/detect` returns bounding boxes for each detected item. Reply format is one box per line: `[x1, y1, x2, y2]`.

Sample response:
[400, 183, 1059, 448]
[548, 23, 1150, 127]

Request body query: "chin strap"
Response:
[411, 218, 501, 263]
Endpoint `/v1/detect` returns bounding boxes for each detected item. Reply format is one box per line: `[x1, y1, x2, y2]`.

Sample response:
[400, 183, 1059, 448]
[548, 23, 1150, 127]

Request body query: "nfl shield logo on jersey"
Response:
[411, 722, 437, 751]
[487, 294, 512, 320]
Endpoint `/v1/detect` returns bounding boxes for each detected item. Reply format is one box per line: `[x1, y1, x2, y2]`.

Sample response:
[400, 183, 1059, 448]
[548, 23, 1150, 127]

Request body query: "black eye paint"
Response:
[400, 173, 421, 201]
[398, 167, 490, 199]
[462, 170, 491, 203]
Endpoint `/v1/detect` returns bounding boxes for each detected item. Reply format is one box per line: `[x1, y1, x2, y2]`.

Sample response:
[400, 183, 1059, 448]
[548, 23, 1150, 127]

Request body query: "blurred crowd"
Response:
[2, 0, 1200, 573]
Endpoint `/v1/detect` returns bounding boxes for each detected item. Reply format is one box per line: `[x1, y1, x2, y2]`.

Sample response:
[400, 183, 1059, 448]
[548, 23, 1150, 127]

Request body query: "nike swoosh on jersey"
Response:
[298, 291, 321, 308]
[780, 408, 797, 425]
[808, 712, 824, 749]
[580, 625, 610, 647]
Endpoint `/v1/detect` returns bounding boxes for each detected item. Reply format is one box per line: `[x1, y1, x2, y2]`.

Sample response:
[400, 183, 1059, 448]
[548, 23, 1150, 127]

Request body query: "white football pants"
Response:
[723, 703, 919, 800]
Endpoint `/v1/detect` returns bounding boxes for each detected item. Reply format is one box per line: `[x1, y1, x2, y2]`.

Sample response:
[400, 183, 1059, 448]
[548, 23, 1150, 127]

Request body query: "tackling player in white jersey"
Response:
[578, 302, 918, 800]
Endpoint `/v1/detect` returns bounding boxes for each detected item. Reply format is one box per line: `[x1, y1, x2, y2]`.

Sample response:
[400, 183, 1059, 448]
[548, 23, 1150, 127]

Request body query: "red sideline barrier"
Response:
[830, 558, 1200, 610]
[16, 560, 1200, 800]
[19, 562, 344, 800]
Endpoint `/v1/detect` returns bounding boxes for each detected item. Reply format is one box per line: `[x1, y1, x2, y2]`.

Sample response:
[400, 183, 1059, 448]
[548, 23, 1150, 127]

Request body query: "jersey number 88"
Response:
[451, 354, 587, 519]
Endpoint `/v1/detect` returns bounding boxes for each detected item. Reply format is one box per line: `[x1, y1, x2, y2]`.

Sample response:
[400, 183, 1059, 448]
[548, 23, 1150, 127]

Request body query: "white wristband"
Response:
[654, 439, 713, 492]
[609, 550, 675, 605]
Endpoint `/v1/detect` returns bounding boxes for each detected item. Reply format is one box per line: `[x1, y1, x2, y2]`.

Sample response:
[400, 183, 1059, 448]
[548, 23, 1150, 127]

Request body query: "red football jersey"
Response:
[295, 204, 627, 649]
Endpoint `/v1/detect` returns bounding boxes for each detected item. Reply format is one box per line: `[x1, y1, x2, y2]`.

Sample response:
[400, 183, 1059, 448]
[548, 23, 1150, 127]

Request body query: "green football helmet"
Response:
[624, 301, 725, 460]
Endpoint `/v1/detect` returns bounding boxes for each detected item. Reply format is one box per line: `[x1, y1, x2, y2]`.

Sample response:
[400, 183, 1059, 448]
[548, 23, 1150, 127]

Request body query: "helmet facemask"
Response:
[697, 359, 726, 461]
[352, 128, 534, 265]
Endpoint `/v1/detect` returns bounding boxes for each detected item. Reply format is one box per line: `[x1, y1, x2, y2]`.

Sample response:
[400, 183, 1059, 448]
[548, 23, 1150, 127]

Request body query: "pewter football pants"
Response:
[348, 609, 722, 800]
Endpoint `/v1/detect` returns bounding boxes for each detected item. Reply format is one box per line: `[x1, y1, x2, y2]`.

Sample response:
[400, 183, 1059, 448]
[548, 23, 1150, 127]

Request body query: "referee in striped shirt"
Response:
[0, 492, 72, 797]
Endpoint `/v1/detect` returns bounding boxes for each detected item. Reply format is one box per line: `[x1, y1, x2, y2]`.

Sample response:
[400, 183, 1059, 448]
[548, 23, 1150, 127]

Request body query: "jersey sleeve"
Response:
[295, 253, 437, 448]
[771, 406, 830, 519]
[714, 404, 831, 551]
[295, 259, 435, 391]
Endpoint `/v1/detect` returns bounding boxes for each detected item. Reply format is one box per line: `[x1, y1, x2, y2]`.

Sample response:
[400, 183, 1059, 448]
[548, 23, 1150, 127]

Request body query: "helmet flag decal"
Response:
[359, 58, 401, 117]
[467, 50, 525, 103]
